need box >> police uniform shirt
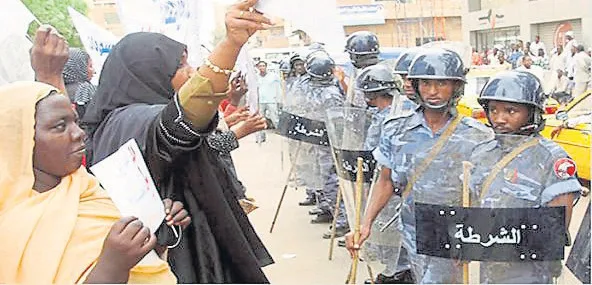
[372,109,494,282]
[469,135,582,284]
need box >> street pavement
[232,131,588,284]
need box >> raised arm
[178,0,271,129]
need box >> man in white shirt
[530,35,547,57]
[573,44,591,97]
[516,54,545,82]
[255,60,281,143]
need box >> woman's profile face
[33,94,86,177]
[171,51,196,93]
[87,58,95,82]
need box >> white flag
[0,0,36,40]
[68,7,120,85]
[254,0,345,51]
[0,0,36,85]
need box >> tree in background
[22,0,88,47]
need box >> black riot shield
[411,133,572,284]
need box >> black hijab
[82,32,185,132]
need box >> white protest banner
[68,7,119,85]
[90,139,165,234]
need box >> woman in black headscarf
[82,1,274,283]
[62,48,96,117]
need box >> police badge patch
[553,158,577,179]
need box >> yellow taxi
[457,67,502,123]
[458,68,561,123]
[540,91,591,182]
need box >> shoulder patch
[553,158,577,179]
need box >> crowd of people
[273,31,584,284]
[0,0,275,283]
[471,33,592,103]
[0,0,588,283]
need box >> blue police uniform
[373,108,494,283]
[469,135,582,283]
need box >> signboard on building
[478,9,505,29]
[338,4,385,26]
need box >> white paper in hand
[253,0,291,18]
[90,139,164,233]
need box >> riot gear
[355,65,399,104]
[407,48,466,111]
[393,48,422,75]
[345,31,380,55]
[290,53,304,66]
[279,59,290,74]
[305,53,335,82]
[478,71,546,135]
[345,31,380,69]
[407,48,466,82]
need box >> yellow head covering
[0,82,176,283]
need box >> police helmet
[407,48,466,82]
[345,31,380,55]
[279,60,290,73]
[355,65,398,94]
[394,48,421,75]
[305,52,335,80]
[290,53,304,66]
[478,71,546,134]
[478,71,545,111]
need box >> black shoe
[338,239,346,247]
[299,198,315,206]
[310,213,332,224]
[322,226,350,239]
[308,208,323,215]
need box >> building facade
[462,0,592,52]
[255,0,464,49]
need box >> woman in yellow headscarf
[0,81,177,284]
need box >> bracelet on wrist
[204,58,235,75]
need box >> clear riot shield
[325,106,402,273]
[410,133,569,284]
[280,78,330,190]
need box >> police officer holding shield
[346,48,494,283]
[291,52,349,237]
[469,71,581,283]
[344,31,382,108]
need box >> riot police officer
[392,48,422,114]
[354,64,414,284]
[288,52,349,237]
[356,64,398,149]
[470,70,581,283]
[346,48,494,284]
[344,31,381,107]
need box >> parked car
[458,68,561,123]
[540,91,591,182]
